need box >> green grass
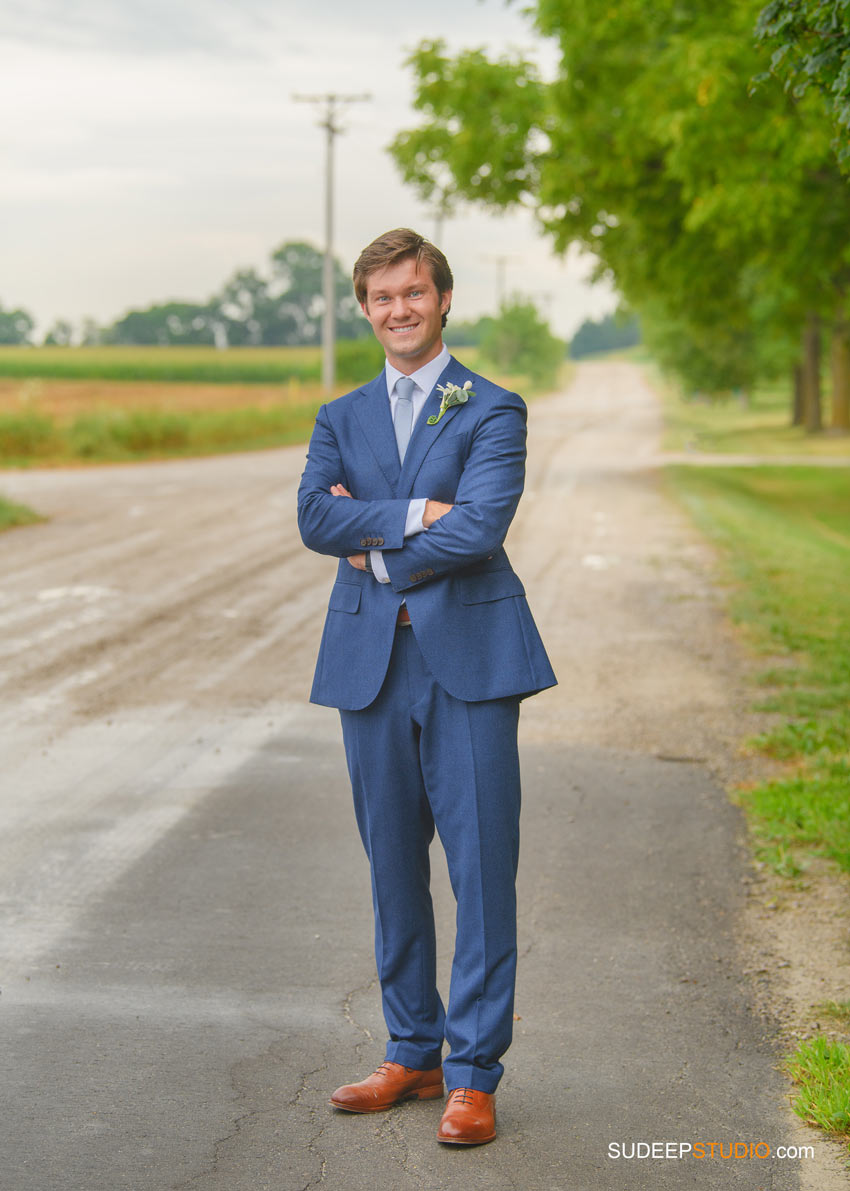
[0,341,385,385]
[664,465,850,873]
[666,462,850,1140]
[816,1001,850,1025]
[0,344,561,467]
[0,493,42,531]
[786,1037,850,1136]
[0,403,324,467]
[657,370,850,457]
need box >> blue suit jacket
[297,355,557,710]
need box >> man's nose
[390,295,411,318]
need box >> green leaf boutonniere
[427,380,474,426]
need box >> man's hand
[329,484,365,569]
[331,483,451,566]
[423,500,453,528]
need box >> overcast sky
[0,0,616,339]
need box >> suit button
[360,539,368,547]
[376,538,384,546]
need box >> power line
[293,92,371,394]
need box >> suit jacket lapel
[352,372,401,491]
[397,357,469,496]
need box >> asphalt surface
[1,720,805,1190]
[1,362,834,1189]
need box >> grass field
[665,463,850,1137]
[658,370,850,458]
[0,345,552,468]
[0,342,385,385]
[665,465,850,867]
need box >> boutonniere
[428,380,474,425]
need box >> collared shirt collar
[384,344,451,402]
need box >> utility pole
[431,189,453,247]
[482,253,519,310]
[293,92,370,394]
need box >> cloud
[0,0,613,336]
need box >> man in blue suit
[297,228,556,1145]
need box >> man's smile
[362,257,450,369]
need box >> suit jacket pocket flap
[328,582,361,613]
[458,570,526,604]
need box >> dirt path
[0,359,770,756]
[2,360,847,1188]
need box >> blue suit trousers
[339,625,521,1094]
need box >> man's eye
[409,290,423,298]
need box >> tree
[444,314,497,348]
[0,302,34,345]
[201,242,370,347]
[479,297,564,387]
[97,242,370,348]
[390,3,850,422]
[104,301,216,346]
[755,0,850,169]
[43,319,74,346]
[80,318,103,346]
[569,312,641,359]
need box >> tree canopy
[390,0,850,415]
[756,0,850,168]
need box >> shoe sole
[330,1086,444,1113]
[437,1132,496,1146]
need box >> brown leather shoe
[436,1087,496,1145]
[330,1061,444,1113]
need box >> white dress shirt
[370,345,451,583]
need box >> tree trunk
[792,362,804,426]
[802,312,822,433]
[830,315,850,433]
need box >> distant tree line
[0,242,372,349]
[569,312,641,359]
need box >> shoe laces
[448,1087,475,1105]
[375,1062,396,1079]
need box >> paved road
[1,362,839,1189]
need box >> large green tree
[390,1,850,425]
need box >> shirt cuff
[370,549,391,584]
[404,498,427,537]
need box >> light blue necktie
[393,376,416,463]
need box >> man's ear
[441,290,453,315]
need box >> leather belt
[396,606,412,626]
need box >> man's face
[361,256,451,373]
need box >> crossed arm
[329,483,452,571]
[297,392,527,590]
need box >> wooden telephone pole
[293,92,371,394]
